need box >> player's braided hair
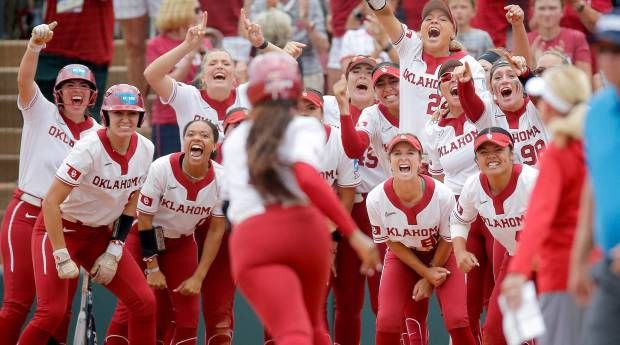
[246,100,297,201]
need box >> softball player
[368,133,476,345]
[451,127,539,345]
[335,62,400,345]
[17,84,156,345]
[144,13,243,341]
[222,52,381,345]
[425,59,494,343]
[363,0,486,141]
[0,22,102,344]
[455,60,550,167]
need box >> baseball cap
[387,133,423,154]
[474,129,513,152]
[223,107,248,132]
[594,7,620,47]
[478,50,502,65]
[345,56,378,77]
[300,88,324,108]
[421,0,457,35]
[372,63,400,86]
[525,77,572,113]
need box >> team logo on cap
[70,67,87,77]
[140,193,153,207]
[116,93,138,105]
[486,133,493,140]
[381,67,388,73]
[400,134,406,139]
[66,164,81,181]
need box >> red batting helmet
[246,52,302,106]
[53,64,98,107]
[100,84,146,128]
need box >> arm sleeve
[136,160,165,215]
[457,79,486,124]
[508,152,562,278]
[450,178,479,239]
[366,193,389,243]
[292,162,357,236]
[55,139,94,187]
[340,113,370,159]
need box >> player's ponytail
[246,100,297,201]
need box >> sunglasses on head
[439,72,453,83]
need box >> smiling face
[420,9,455,54]
[59,80,93,116]
[490,65,524,111]
[107,110,140,138]
[347,63,374,104]
[475,142,513,177]
[201,50,235,90]
[389,141,422,181]
[183,121,216,165]
[374,75,399,108]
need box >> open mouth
[500,87,513,98]
[189,144,204,158]
[356,82,369,91]
[487,161,501,168]
[71,95,83,106]
[428,27,441,38]
[450,86,458,96]
[399,164,411,174]
[213,71,226,81]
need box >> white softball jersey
[425,115,479,195]
[467,99,550,167]
[222,116,325,225]
[450,164,539,255]
[355,103,399,193]
[319,125,361,188]
[56,129,154,227]
[17,86,102,199]
[322,95,340,127]
[393,25,486,141]
[367,175,455,250]
[137,153,225,238]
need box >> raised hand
[31,21,58,46]
[453,62,472,83]
[240,8,265,48]
[185,11,208,50]
[283,41,306,59]
[504,5,524,25]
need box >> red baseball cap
[345,56,378,77]
[474,131,513,151]
[300,88,323,108]
[372,63,400,86]
[387,133,423,154]
[223,107,247,132]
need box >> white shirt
[468,99,549,167]
[222,116,325,225]
[367,175,454,250]
[355,103,399,193]
[17,86,102,199]
[56,130,154,227]
[393,25,486,142]
[425,115,479,195]
[319,124,360,188]
[340,27,390,66]
[137,153,225,238]
[450,164,539,255]
[322,95,341,127]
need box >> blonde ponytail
[449,39,464,52]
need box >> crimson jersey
[56,129,154,227]
[319,125,360,188]
[393,24,486,141]
[17,86,102,199]
[451,164,539,255]
[137,153,225,238]
[367,175,454,250]
[425,115,479,195]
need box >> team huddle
[0,0,614,344]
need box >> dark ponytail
[246,100,297,201]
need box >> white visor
[525,77,572,113]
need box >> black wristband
[331,231,343,242]
[112,214,134,242]
[257,40,269,50]
[139,228,159,259]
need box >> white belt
[19,192,42,208]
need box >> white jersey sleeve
[322,95,340,127]
[355,106,379,138]
[18,84,57,123]
[137,158,167,215]
[450,174,479,239]
[366,184,389,243]
[393,24,423,62]
[161,81,220,139]
[55,137,95,187]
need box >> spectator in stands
[250,0,329,92]
[326,0,358,94]
[471,0,530,48]
[113,0,161,97]
[254,7,292,49]
[449,0,494,59]
[528,0,592,77]
[35,0,114,121]
[146,0,207,158]
[533,50,570,76]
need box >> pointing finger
[201,11,208,29]
[48,21,58,30]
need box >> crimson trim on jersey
[383,175,435,225]
[393,25,407,46]
[97,129,138,175]
[479,164,523,215]
[324,124,332,143]
[200,89,237,121]
[378,104,399,128]
[166,82,180,104]
[422,50,467,75]
[60,111,95,140]
[438,113,467,136]
[169,152,216,202]
[501,97,530,129]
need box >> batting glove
[53,248,80,279]
[365,0,386,11]
[90,241,123,285]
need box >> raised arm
[364,0,404,44]
[18,21,57,108]
[454,63,486,123]
[334,76,370,158]
[144,12,208,102]
[240,8,306,58]
[504,5,533,69]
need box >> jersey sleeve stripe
[393,24,406,46]
[336,181,362,188]
[19,89,39,111]
[162,82,178,105]
[373,236,389,243]
[55,175,79,187]
[429,168,444,175]
[451,210,470,224]
[136,208,156,215]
